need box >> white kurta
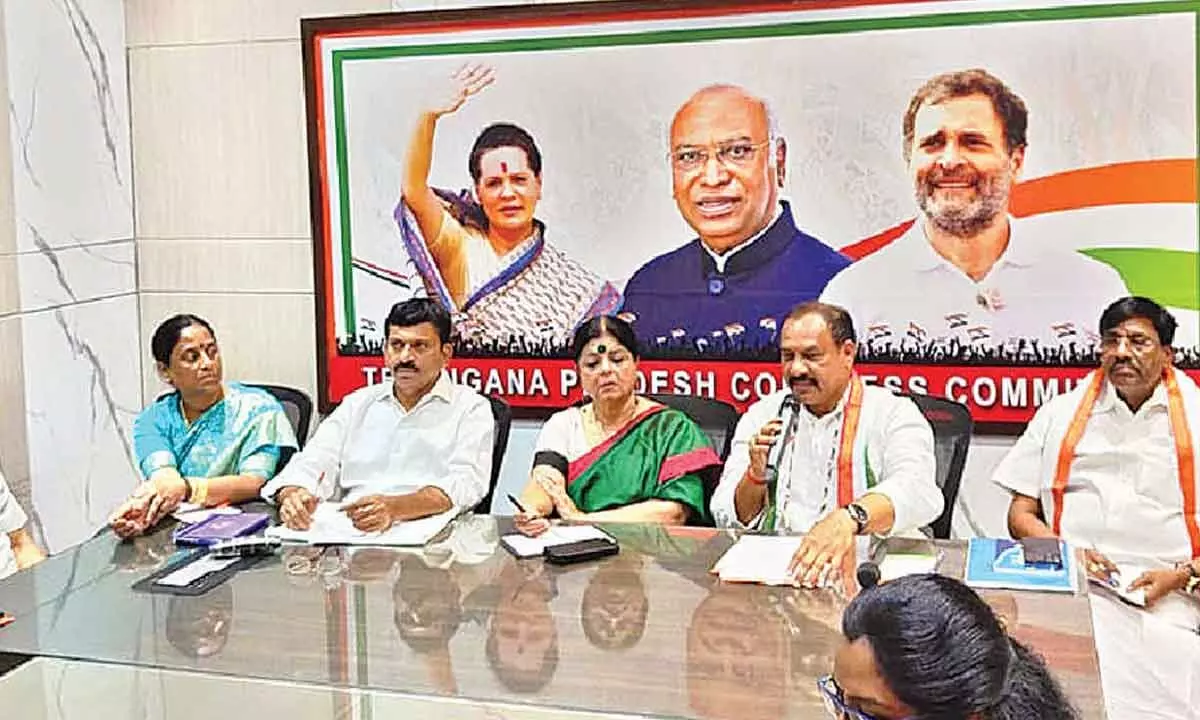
[993,368,1200,567]
[711,383,943,535]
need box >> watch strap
[845,503,869,535]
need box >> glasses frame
[668,139,772,172]
[816,675,908,720]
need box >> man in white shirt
[820,68,1126,351]
[0,470,45,580]
[264,298,494,531]
[995,296,1200,608]
[711,302,943,585]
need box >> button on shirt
[712,384,943,535]
[993,371,1197,565]
[261,373,493,511]
[0,471,28,580]
[820,218,1128,349]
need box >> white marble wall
[126,0,388,404]
[0,0,140,552]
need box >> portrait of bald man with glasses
[620,84,849,350]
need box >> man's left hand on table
[1128,567,1191,608]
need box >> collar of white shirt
[374,370,455,414]
[797,378,854,426]
[904,216,1040,275]
[701,201,786,273]
[1093,373,1170,418]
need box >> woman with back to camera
[821,573,1077,720]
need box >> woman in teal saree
[515,316,721,535]
[108,315,297,538]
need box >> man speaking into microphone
[711,302,943,586]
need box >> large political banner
[303,0,1200,423]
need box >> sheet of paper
[879,552,939,582]
[154,555,240,587]
[711,535,803,586]
[500,525,614,558]
[265,502,458,546]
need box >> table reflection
[686,584,788,719]
[0,517,1107,719]
[581,554,649,651]
[486,561,560,694]
[164,584,233,660]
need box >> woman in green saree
[514,316,721,536]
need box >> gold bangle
[189,477,210,507]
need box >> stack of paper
[711,536,942,587]
[173,505,242,524]
[500,525,615,558]
[711,535,803,585]
[266,503,458,546]
[878,552,940,582]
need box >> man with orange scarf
[995,296,1200,608]
[711,302,943,586]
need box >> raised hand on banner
[427,63,495,117]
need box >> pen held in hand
[507,493,528,514]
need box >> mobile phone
[1018,537,1063,570]
[544,537,619,565]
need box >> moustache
[789,375,818,388]
[926,167,980,188]
[391,362,418,372]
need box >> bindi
[500,161,509,174]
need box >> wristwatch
[845,503,869,535]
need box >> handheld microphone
[856,538,888,590]
[763,395,800,484]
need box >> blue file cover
[963,538,1078,593]
[172,512,271,547]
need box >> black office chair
[645,394,740,461]
[246,384,314,470]
[476,394,513,515]
[645,393,739,524]
[899,392,973,539]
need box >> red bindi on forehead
[500,161,509,174]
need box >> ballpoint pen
[506,494,528,514]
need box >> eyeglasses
[817,675,894,720]
[670,140,771,172]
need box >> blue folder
[963,538,1078,593]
